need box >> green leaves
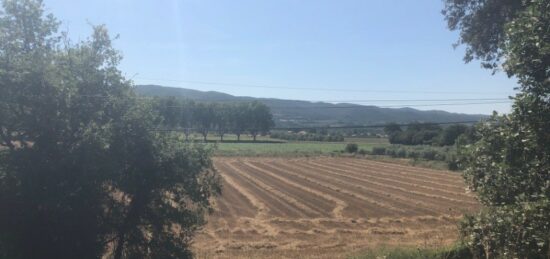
[0,1,220,258]
[445,0,550,257]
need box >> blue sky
[44,0,517,114]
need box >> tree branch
[0,127,16,151]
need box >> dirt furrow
[228,161,321,218]
[334,159,468,191]
[298,160,477,208]
[215,164,268,219]
[273,161,447,216]
[214,177,257,219]
[261,161,434,217]
[218,162,295,218]
[327,158,464,186]
[307,160,477,203]
[241,160,346,219]
[349,158,464,180]
[288,161,474,216]
[245,161,378,218]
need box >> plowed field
[194,157,479,258]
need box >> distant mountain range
[134,84,487,127]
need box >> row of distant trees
[153,97,275,141]
[383,122,476,146]
[270,131,345,142]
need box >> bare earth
[194,157,479,259]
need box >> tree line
[270,131,345,142]
[153,97,275,142]
[383,122,476,146]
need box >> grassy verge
[200,135,389,157]
[213,142,382,157]
[362,155,453,171]
[170,134,455,172]
[349,244,472,259]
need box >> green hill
[134,85,487,127]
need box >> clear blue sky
[44,0,517,114]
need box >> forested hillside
[135,85,487,127]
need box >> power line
[302,98,509,103]
[279,101,512,108]
[68,94,511,103]
[1,96,510,109]
[272,120,481,131]
[135,77,513,95]
[160,101,512,109]
[73,95,513,106]
[149,120,482,132]
[15,93,511,107]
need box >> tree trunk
[184,129,190,141]
[237,133,241,141]
[0,129,15,151]
[113,191,147,259]
[113,232,125,259]
[202,130,208,142]
[253,134,257,142]
[220,133,224,142]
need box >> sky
[43,0,517,115]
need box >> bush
[345,143,359,153]
[351,244,472,259]
[358,149,368,155]
[396,148,407,158]
[407,150,420,159]
[421,150,437,160]
[369,145,462,170]
[385,148,396,157]
[371,147,386,155]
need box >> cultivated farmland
[194,157,479,258]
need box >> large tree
[193,102,216,142]
[444,0,550,257]
[232,102,250,141]
[214,103,231,141]
[246,102,275,142]
[0,1,220,258]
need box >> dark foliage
[153,98,275,142]
[0,1,220,258]
[384,122,476,146]
[344,143,359,153]
[444,0,550,257]
[270,131,344,142]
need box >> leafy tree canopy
[0,1,220,258]
[444,0,550,257]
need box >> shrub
[385,148,396,157]
[345,143,359,153]
[351,243,472,259]
[396,148,407,158]
[421,150,437,160]
[371,147,386,155]
[407,150,420,159]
